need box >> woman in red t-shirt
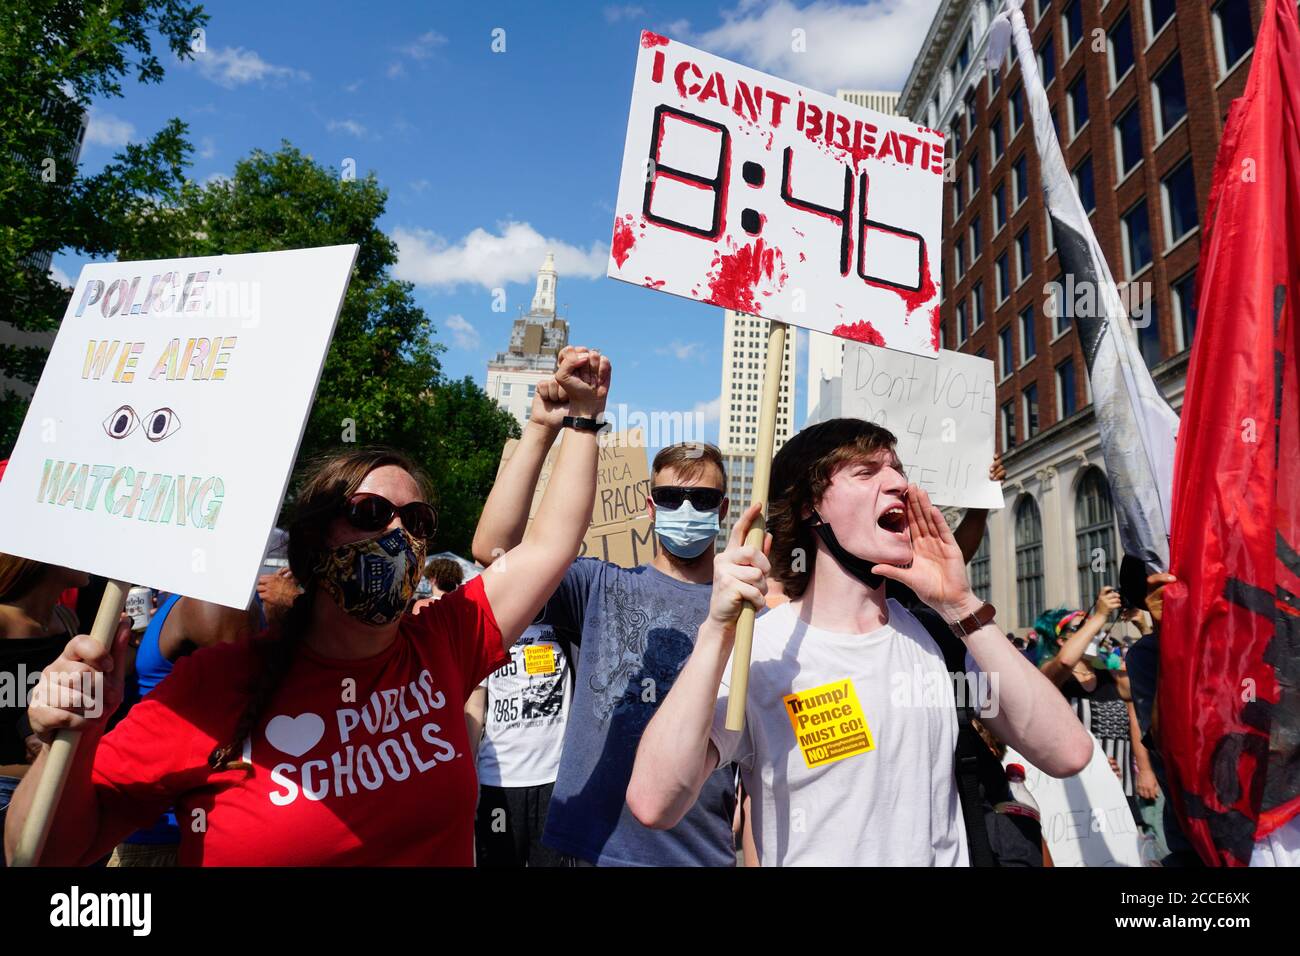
[4,346,610,866]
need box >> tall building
[806,90,901,426]
[484,253,570,428]
[899,0,1263,629]
[718,309,798,538]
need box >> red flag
[1160,0,1300,866]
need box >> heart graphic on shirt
[265,713,325,758]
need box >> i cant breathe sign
[608,31,944,358]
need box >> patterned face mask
[314,527,426,626]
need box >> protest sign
[1004,744,1144,867]
[0,245,358,610]
[608,31,944,357]
[499,429,656,568]
[840,343,1003,508]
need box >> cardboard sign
[1004,744,1143,867]
[0,246,357,609]
[608,31,944,357]
[840,343,1002,508]
[499,429,657,568]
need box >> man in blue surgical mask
[473,375,738,866]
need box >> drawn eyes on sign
[143,407,181,442]
[101,405,182,442]
[103,405,139,439]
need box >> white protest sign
[0,245,357,609]
[608,31,944,357]
[840,343,1002,508]
[1004,744,1143,867]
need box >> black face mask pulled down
[810,511,883,590]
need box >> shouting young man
[628,419,1092,866]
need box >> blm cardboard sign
[608,31,944,356]
[499,429,656,568]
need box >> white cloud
[327,118,367,138]
[693,394,722,423]
[203,171,231,187]
[656,340,706,361]
[394,222,608,290]
[663,18,691,36]
[344,79,363,93]
[686,0,940,93]
[84,110,135,147]
[189,46,310,88]
[49,264,73,288]
[604,4,647,22]
[399,30,448,60]
[443,314,481,350]
[386,61,406,79]
[198,136,216,159]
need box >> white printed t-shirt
[710,599,969,866]
[476,625,571,788]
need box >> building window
[1172,268,1198,350]
[1122,198,1153,276]
[966,88,978,131]
[1213,0,1255,75]
[953,175,965,216]
[1016,228,1032,285]
[1056,358,1077,417]
[1023,383,1040,438]
[955,240,965,279]
[994,182,1007,231]
[1013,154,1029,207]
[1073,155,1095,213]
[997,253,1011,304]
[1075,469,1118,610]
[999,325,1015,377]
[970,215,983,261]
[1152,54,1188,138]
[969,530,992,602]
[1114,101,1143,179]
[500,382,512,396]
[957,34,972,74]
[1135,294,1162,368]
[1002,399,1018,450]
[1063,0,1084,52]
[1020,303,1037,360]
[1146,0,1177,41]
[1015,497,1045,625]
[991,113,1004,159]
[1038,34,1057,86]
[1045,209,1058,253]
[968,151,981,195]
[527,384,536,399]
[1109,11,1135,86]
[1050,271,1072,336]
[1068,73,1089,137]
[1011,84,1025,132]
[990,63,1002,94]
[972,281,986,328]
[957,298,970,342]
[1162,157,1199,245]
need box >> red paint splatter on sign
[831,320,886,346]
[706,239,785,314]
[643,277,666,289]
[641,31,669,47]
[612,215,636,268]
[930,306,941,351]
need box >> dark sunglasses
[341,493,438,541]
[651,485,724,511]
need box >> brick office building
[898,0,1264,629]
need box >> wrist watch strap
[561,415,607,433]
[949,601,996,638]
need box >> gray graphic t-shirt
[540,558,736,866]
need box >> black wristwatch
[562,415,608,433]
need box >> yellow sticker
[523,644,557,675]
[783,678,874,769]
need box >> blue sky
[59,0,939,448]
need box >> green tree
[1,0,209,452]
[119,144,518,554]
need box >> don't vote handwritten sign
[841,343,1002,509]
[0,245,356,609]
[608,31,944,357]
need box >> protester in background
[465,618,571,867]
[628,419,1092,865]
[0,556,86,854]
[5,346,610,866]
[473,382,738,866]
[425,558,465,599]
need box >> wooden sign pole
[11,579,130,867]
[724,318,787,732]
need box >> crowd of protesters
[0,345,1217,866]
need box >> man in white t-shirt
[466,623,572,866]
[628,419,1093,866]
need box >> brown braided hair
[208,447,434,771]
